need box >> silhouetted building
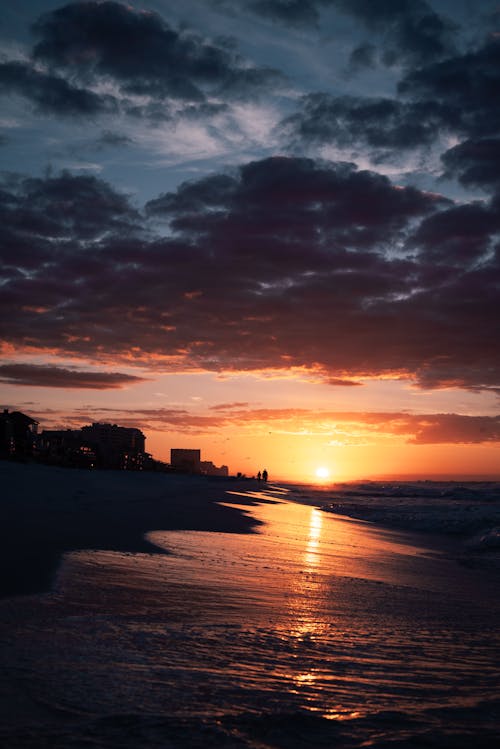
[170,448,201,473]
[0,409,38,459]
[37,422,146,469]
[169,449,229,475]
[81,423,146,469]
[2,409,231,476]
[38,429,96,468]
[200,460,229,477]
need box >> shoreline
[283,482,500,571]
[0,460,265,599]
[1,464,499,749]
[2,460,499,599]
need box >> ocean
[1,480,499,748]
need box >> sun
[315,466,330,480]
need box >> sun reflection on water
[280,506,330,705]
[61,489,496,731]
[304,507,323,569]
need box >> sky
[1,0,500,482]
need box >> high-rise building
[81,423,146,468]
[170,448,201,473]
[0,409,38,458]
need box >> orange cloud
[25,404,500,445]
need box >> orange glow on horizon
[145,427,500,483]
[3,360,499,483]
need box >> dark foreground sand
[0,461,264,598]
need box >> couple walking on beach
[257,469,268,482]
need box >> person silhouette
[257,471,261,481]
[262,469,268,482]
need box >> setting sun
[315,466,330,480]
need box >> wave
[284,481,500,547]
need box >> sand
[1,461,499,748]
[0,460,264,598]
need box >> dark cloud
[331,0,458,67]
[441,138,500,190]
[0,171,141,250]
[32,1,218,100]
[326,378,363,387]
[284,37,500,165]
[146,173,239,216]
[409,196,500,268]
[283,93,446,152]
[407,413,500,445]
[148,157,445,244]
[31,1,281,101]
[0,60,115,116]
[0,2,282,120]
[348,43,377,73]
[398,38,500,139]
[216,0,457,65]
[0,364,147,389]
[2,159,499,393]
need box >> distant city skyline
[1,1,499,481]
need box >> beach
[1,461,499,748]
[0,461,262,598]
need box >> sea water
[0,482,499,748]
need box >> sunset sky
[1,0,499,481]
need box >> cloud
[32,1,220,99]
[0,364,148,389]
[407,413,500,445]
[331,0,458,67]
[441,138,500,190]
[30,403,500,445]
[33,1,281,100]
[283,93,445,153]
[409,197,500,267]
[210,402,251,410]
[0,2,284,122]
[0,170,140,246]
[1,159,499,393]
[347,42,377,73]
[147,156,446,241]
[326,378,363,387]
[283,37,500,170]
[0,60,116,116]
[216,0,458,66]
[146,172,238,215]
[398,38,500,140]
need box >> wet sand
[1,462,499,748]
